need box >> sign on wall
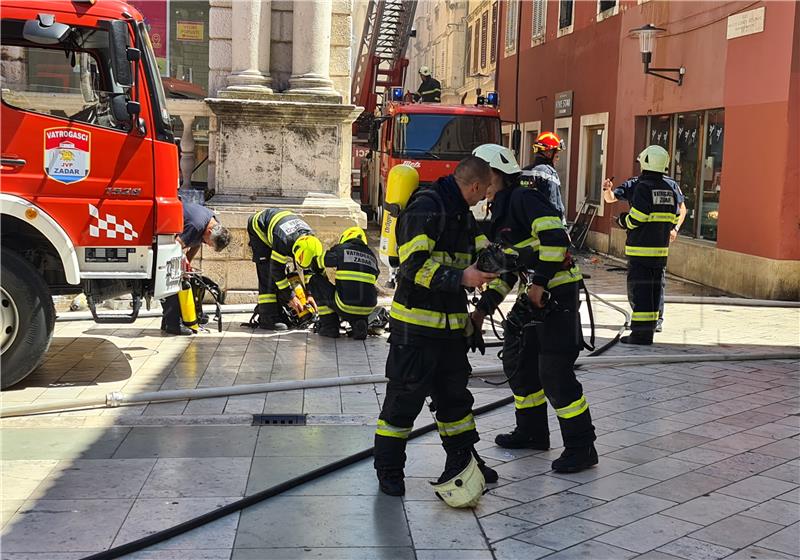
[555,91,573,117]
[176,21,204,42]
[727,7,765,40]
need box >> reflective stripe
[475,234,490,251]
[275,277,290,290]
[547,266,583,289]
[629,207,650,222]
[437,413,476,437]
[414,259,441,288]
[399,234,435,263]
[390,301,468,330]
[532,216,563,234]
[432,251,472,269]
[538,245,567,262]
[266,210,292,246]
[335,292,375,316]
[250,211,270,246]
[420,88,441,94]
[555,396,589,419]
[271,251,291,264]
[631,311,659,322]
[376,419,412,439]
[258,293,277,304]
[514,390,546,409]
[625,214,639,229]
[625,246,669,257]
[317,305,335,316]
[650,212,680,224]
[487,278,512,298]
[514,237,540,250]
[335,270,377,284]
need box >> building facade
[458,0,500,104]
[496,0,799,299]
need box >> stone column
[226,0,272,92]
[288,0,336,94]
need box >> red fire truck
[1,0,184,388]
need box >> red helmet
[533,132,564,153]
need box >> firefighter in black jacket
[373,155,500,498]
[413,65,441,103]
[247,208,323,330]
[616,145,680,345]
[472,143,598,474]
[308,226,379,340]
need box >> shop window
[674,112,703,238]
[648,114,672,151]
[531,0,546,46]
[559,0,575,36]
[700,110,724,241]
[491,3,499,63]
[504,0,519,56]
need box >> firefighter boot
[374,434,408,496]
[316,315,340,338]
[438,448,472,484]
[350,319,368,341]
[494,406,550,450]
[621,330,654,345]
[256,303,288,331]
[472,448,498,483]
[552,409,598,473]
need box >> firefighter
[520,132,566,220]
[309,226,379,340]
[615,145,680,345]
[472,143,598,474]
[603,172,687,332]
[161,201,231,335]
[413,65,442,103]
[373,155,501,498]
[247,208,323,330]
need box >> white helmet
[419,65,432,77]
[638,145,670,173]
[473,143,521,175]
[430,455,486,508]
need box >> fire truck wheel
[0,249,55,390]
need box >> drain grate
[252,414,307,426]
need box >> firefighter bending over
[472,143,598,474]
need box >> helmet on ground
[430,454,486,508]
[340,226,367,245]
[533,131,564,153]
[638,145,670,173]
[419,65,432,77]
[472,144,521,176]
[292,235,323,268]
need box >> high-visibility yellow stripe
[650,212,680,224]
[625,246,669,257]
[631,311,659,322]
[629,207,650,222]
[420,88,442,94]
[475,234,490,251]
[275,277,290,290]
[335,292,375,316]
[625,214,639,229]
[555,396,589,419]
[538,245,567,262]
[376,419,412,439]
[532,216,563,234]
[389,301,468,330]
[258,293,277,303]
[399,234,435,263]
[431,251,472,269]
[271,251,291,264]
[514,237,540,250]
[250,211,270,246]
[266,210,292,246]
[547,266,583,289]
[414,259,440,288]
[335,270,377,284]
[514,390,546,409]
[317,305,335,316]
[488,278,512,298]
[437,413,476,437]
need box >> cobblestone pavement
[1,255,798,559]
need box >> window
[466,25,473,77]
[597,0,619,21]
[491,3,499,63]
[531,0,546,45]
[521,123,540,168]
[648,114,672,151]
[559,0,575,36]
[577,112,609,213]
[504,0,519,56]
[554,117,572,213]
[481,10,489,69]
[700,110,724,241]
[473,25,480,74]
[393,114,501,160]
[599,0,617,12]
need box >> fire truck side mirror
[109,20,134,88]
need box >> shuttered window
[480,10,488,69]
[504,0,519,55]
[466,24,473,75]
[473,24,480,72]
[490,3,498,63]
[532,0,546,45]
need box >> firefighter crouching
[247,208,323,330]
[373,154,501,504]
[616,145,681,345]
[307,226,379,340]
[471,144,598,474]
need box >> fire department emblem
[44,127,91,184]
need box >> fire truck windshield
[392,114,501,160]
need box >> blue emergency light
[486,91,499,106]
[391,87,404,101]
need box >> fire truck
[0,0,184,388]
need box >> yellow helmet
[430,455,486,508]
[340,226,367,245]
[292,235,323,268]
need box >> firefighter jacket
[323,239,379,317]
[249,208,314,302]
[521,154,565,220]
[613,175,685,206]
[390,175,489,342]
[415,76,442,103]
[476,183,582,316]
[621,171,680,268]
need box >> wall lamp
[630,23,685,86]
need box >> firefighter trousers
[161,294,181,331]
[627,261,663,334]
[502,284,595,448]
[374,339,479,472]
[309,274,370,326]
[247,222,282,326]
